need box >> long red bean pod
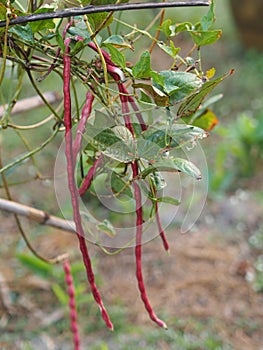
[118,85,167,328]
[85,39,167,326]
[73,91,94,159]
[78,156,103,196]
[131,161,167,329]
[63,259,80,350]
[63,38,113,330]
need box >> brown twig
[0,197,76,233]
[149,0,166,54]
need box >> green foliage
[209,112,263,193]
[29,7,55,33]
[17,253,53,278]
[159,0,221,48]
[152,71,202,103]
[178,71,233,118]
[17,252,95,307]
[8,24,34,43]
[132,51,152,79]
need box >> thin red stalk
[78,156,103,196]
[88,43,147,130]
[132,161,167,329]
[88,42,112,65]
[63,259,80,350]
[73,91,94,159]
[118,83,134,136]
[155,196,169,252]
[63,38,113,331]
[127,95,147,132]
[38,21,73,81]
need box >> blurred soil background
[1,0,263,349]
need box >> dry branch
[0,197,76,233]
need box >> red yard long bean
[63,259,80,350]
[119,85,167,328]
[73,91,94,160]
[63,38,113,331]
[78,156,103,196]
[131,161,167,329]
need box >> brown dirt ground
[97,228,263,350]
[1,213,263,349]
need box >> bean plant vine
[0,0,233,347]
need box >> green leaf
[132,51,152,79]
[103,35,132,49]
[170,22,192,36]
[67,26,91,41]
[150,71,165,86]
[141,158,202,180]
[157,42,180,59]
[157,196,180,205]
[108,171,132,198]
[133,82,169,107]
[159,19,172,37]
[171,158,202,179]
[201,0,215,31]
[150,172,166,190]
[189,108,218,131]
[90,13,113,30]
[0,3,6,22]
[112,125,134,146]
[93,110,115,129]
[136,138,163,161]
[17,253,53,278]
[189,29,222,47]
[178,70,234,117]
[104,44,126,69]
[29,8,55,33]
[55,31,65,50]
[88,0,130,30]
[152,71,202,102]
[97,219,116,238]
[139,90,153,104]
[86,125,134,162]
[9,24,34,44]
[143,124,207,150]
[52,284,68,305]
